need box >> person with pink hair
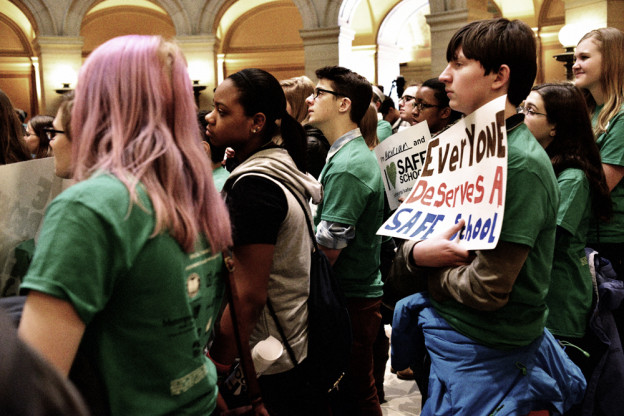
[18,35,232,415]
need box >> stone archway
[198,0,324,34]
[63,0,191,37]
[377,0,430,94]
[10,0,55,34]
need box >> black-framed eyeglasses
[415,101,442,111]
[43,127,65,140]
[399,95,415,103]
[519,106,547,117]
[313,87,344,100]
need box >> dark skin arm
[210,244,273,366]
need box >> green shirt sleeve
[21,198,119,324]
[597,110,624,167]
[556,169,590,235]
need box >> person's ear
[250,113,266,134]
[338,97,352,114]
[439,107,452,120]
[550,126,557,137]
[201,141,211,158]
[492,64,510,91]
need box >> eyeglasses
[399,95,415,103]
[313,88,344,100]
[43,127,65,140]
[520,106,547,117]
[414,101,442,112]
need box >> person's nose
[205,110,215,124]
[439,64,452,83]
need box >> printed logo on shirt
[187,272,200,298]
[170,364,208,395]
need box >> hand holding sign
[411,219,472,267]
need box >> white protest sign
[377,95,507,250]
[374,122,431,210]
[0,158,72,296]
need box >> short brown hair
[446,18,537,107]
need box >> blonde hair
[280,76,314,123]
[578,28,624,136]
[71,35,231,253]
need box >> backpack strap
[232,173,317,368]
[233,173,318,250]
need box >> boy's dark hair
[379,97,395,117]
[446,18,537,107]
[315,66,372,124]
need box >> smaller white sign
[374,122,431,210]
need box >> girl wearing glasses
[206,68,326,415]
[18,36,232,416]
[47,92,74,178]
[523,82,611,414]
[24,115,53,159]
[573,28,624,276]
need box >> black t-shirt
[226,175,288,246]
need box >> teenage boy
[306,66,385,416]
[391,18,586,415]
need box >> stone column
[33,36,83,116]
[300,26,355,81]
[425,0,490,78]
[176,34,219,110]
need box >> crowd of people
[0,17,623,416]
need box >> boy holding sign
[391,18,585,415]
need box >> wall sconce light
[553,24,585,81]
[192,80,206,106]
[55,83,73,95]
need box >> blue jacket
[583,249,624,416]
[392,293,586,416]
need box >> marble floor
[380,325,422,415]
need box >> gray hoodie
[224,146,322,375]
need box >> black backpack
[264,178,352,395]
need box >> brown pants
[334,297,383,416]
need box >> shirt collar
[506,113,524,133]
[326,128,362,162]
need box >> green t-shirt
[377,119,393,143]
[315,136,384,298]
[588,105,624,243]
[546,168,592,338]
[212,165,230,192]
[432,123,559,349]
[21,174,224,415]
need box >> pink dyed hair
[71,35,231,253]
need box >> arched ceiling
[215,0,277,39]
[1,0,35,39]
[87,0,168,15]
